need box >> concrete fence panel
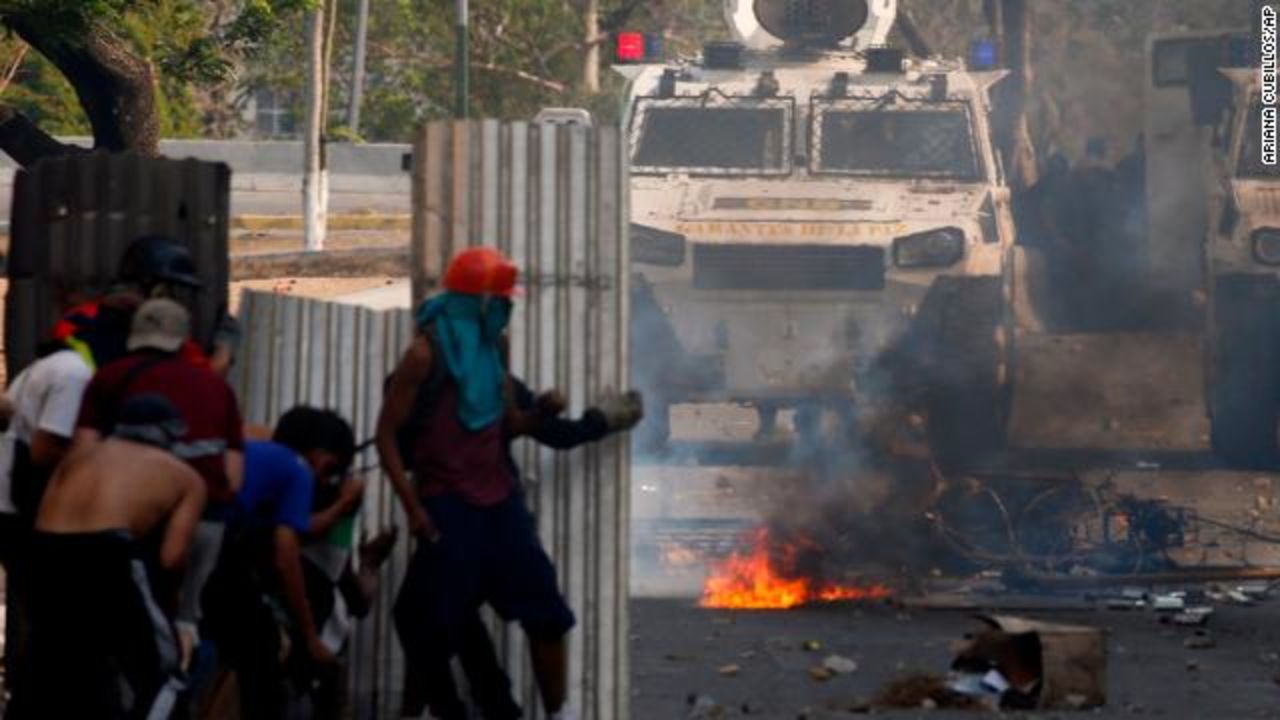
[233,117,630,719]
[411,119,631,720]
[5,152,230,376]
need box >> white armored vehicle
[1199,57,1280,466]
[623,0,1016,464]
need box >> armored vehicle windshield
[631,97,792,175]
[812,101,980,180]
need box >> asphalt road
[631,596,1280,719]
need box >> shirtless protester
[6,394,206,719]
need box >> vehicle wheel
[1210,274,1280,469]
[914,276,1009,470]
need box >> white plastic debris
[822,654,859,674]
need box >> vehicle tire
[1210,274,1280,469]
[914,276,1009,470]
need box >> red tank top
[413,378,513,506]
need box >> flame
[700,528,891,609]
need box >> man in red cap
[377,246,578,720]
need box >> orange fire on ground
[700,528,892,610]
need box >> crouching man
[7,394,206,719]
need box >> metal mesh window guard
[810,98,980,180]
[629,95,793,176]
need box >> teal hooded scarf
[416,292,512,431]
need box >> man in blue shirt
[202,406,359,720]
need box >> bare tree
[303,2,329,251]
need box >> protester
[74,298,245,655]
[0,295,113,698]
[5,394,206,719]
[379,246,581,720]
[202,406,358,719]
[299,481,398,720]
[398,377,644,719]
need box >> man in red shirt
[378,247,576,720]
[75,298,245,648]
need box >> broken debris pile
[877,614,1106,712]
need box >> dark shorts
[6,530,181,720]
[394,492,575,660]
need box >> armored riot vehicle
[1202,63,1280,466]
[622,0,1017,464]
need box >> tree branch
[0,104,79,167]
[4,12,158,158]
[0,42,28,95]
[896,9,933,58]
[469,61,568,93]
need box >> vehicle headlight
[1252,228,1280,266]
[631,223,686,266]
[892,227,965,269]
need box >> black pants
[400,610,522,720]
[6,530,181,719]
[394,494,573,719]
[0,512,28,697]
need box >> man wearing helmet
[377,247,577,720]
[55,234,238,376]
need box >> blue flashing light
[970,39,997,70]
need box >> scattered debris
[718,663,741,677]
[949,615,1107,710]
[1184,632,1215,650]
[946,669,1009,710]
[873,673,985,710]
[824,696,872,714]
[1164,606,1214,627]
[822,654,859,675]
[687,694,728,720]
[808,666,836,682]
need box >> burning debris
[700,527,891,609]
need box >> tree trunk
[348,0,371,132]
[0,14,157,167]
[304,4,329,251]
[990,0,1037,190]
[583,0,600,93]
[1003,0,1038,189]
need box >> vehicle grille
[693,244,885,290]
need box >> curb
[231,246,410,280]
[232,213,411,232]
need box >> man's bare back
[37,438,205,571]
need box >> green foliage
[0,0,313,138]
[1,39,89,135]
[3,0,1254,149]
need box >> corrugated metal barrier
[234,118,630,719]
[6,152,230,377]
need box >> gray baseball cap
[127,298,191,353]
